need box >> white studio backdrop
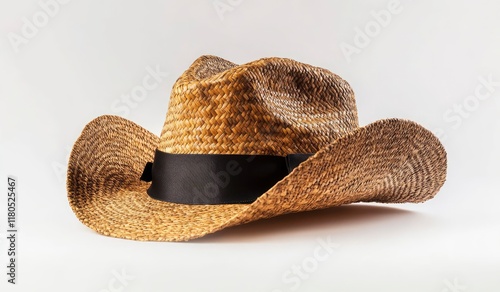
[0,0,499,291]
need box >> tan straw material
[67,56,447,241]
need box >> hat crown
[159,56,359,155]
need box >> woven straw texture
[160,56,358,155]
[67,56,447,241]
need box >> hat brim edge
[67,115,447,241]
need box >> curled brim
[67,115,446,241]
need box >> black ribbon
[140,150,313,205]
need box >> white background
[1,0,499,291]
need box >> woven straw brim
[67,115,446,241]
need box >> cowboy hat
[67,55,447,241]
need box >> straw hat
[67,55,447,241]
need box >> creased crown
[159,55,359,155]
